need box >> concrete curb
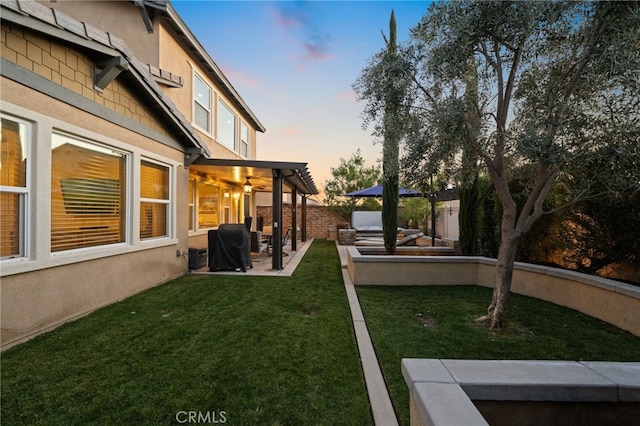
[338,244,398,426]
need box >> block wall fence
[256,205,348,240]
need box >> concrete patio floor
[191,238,311,277]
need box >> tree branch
[411,74,437,104]
[518,164,559,233]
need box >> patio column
[291,186,297,251]
[301,195,307,242]
[244,193,250,221]
[272,169,283,270]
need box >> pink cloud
[270,2,333,66]
[271,3,307,30]
[302,42,333,62]
[283,127,303,136]
[338,89,357,103]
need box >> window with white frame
[140,159,170,240]
[217,99,236,151]
[1,115,30,259]
[193,74,211,132]
[51,133,127,252]
[241,122,249,158]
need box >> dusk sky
[172,1,431,199]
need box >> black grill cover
[208,224,252,272]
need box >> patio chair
[268,227,292,257]
[397,232,424,246]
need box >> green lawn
[4,241,639,426]
[356,285,640,425]
[1,239,372,425]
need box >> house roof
[1,0,211,158]
[140,0,267,133]
[2,1,316,193]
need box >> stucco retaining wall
[347,247,640,336]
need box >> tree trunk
[477,222,522,329]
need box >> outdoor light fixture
[243,177,252,194]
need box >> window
[217,99,236,151]
[193,74,211,132]
[1,116,29,259]
[51,133,126,252]
[140,160,170,240]
[198,181,219,228]
[241,122,249,158]
[188,178,195,232]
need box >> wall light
[243,177,252,194]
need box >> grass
[1,239,372,425]
[356,285,640,425]
[4,241,639,426]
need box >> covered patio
[189,157,318,270]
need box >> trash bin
[188,247,207,270]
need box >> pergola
[190,157,318,270]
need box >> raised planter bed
[403,359,640,426]
[346,246,640,336]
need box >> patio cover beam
[191,158,318,195]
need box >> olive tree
[357,1,639,329]
[410,1,640,328]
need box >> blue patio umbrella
[343,184,422,198]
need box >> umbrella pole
[430,174,436,247]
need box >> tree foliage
[354,10,413,254]
[399,197,432,234]
[522,148,640,278]
[416,1,639,328]
[323,149,381,220]
[355,0,640,328]
[381,10,402,254]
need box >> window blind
[140,160,169,239]
[51,134,126,252]
[1,117,27,258]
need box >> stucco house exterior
[1,0,317,350]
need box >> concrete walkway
[337,244,399,426]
